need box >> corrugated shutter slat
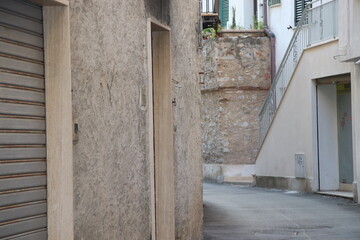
[0,1,47,238]
[2,229,47,240]
[0,10,43,35]
[0,216,47,239]
[0,25,44,48]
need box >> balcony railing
[202,0,217,13]
[259,0,338,143]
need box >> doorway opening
[316,74,354,197]
[148,19,175,240]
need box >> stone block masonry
[201,30,271,168]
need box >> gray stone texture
[201,31,271,164]
[69,0,202,239]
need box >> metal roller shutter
[0,0,47,239]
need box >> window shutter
[219,0,229,27]
[268,0,281,6]
[294,0,311,26]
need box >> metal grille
[0,0,47,239]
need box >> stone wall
[201,30,271,165]
[70,0,202,239]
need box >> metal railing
[259,0,338,143]
[202,0,217,13]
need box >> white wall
[255,41,353,191]
[257,0,360,200]
[317,84,339,190]
[257,0,264,24]
[268,1,295,70]
[227,0,254,29]
[227,0,242,28]
[352,65,360,202]
[268,0,359,71]
[339,0,360,62]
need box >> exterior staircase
[259,0,339,143]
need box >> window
[295,0,311,25]
[268,0,281,6]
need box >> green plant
[230,6,236,29]
[202,28,217,39]
[258,21,264,29]
[253,16,264,30]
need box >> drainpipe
[215,0,219,13]
[263,0,276,82]
[263,0,268,26]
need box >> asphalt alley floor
[203,183,360,240]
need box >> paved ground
[203,183,360,240]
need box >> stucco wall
[339,0,360,62]
[170,1,203,239]
[201,31,271,165]
[255,41,353,192]
[69,0,202,239]
[268,2,295,71]
[268,0,337,71]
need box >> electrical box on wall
[295,153,306,178]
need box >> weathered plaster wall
[201,31,271,165]
[170,1,203,239]
[70,0,150,239]
[69,0,202,239]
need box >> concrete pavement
[203,183,360,240]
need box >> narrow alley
[204,183,360,240]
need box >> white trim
[42,3,73,240]
[147,18,156,240]
[29,0,68,6]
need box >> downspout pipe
[215,0,219,13]
[263,0,268,26]
[263,0,276,82]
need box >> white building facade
[227,0,254,29]
[256,0,360,202]
[266,0,335,70]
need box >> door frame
[315,74,352,192]
[28,1,74,239]
[147,18,175,240]
[316,82,340,191]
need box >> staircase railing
[259,0,338,143]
